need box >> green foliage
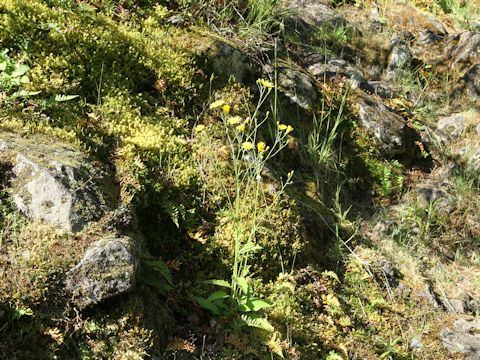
[0,49,31,93]
[141,259,174,294]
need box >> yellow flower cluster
[241,141,269,152]
[256,78,274,89]
[278,123,294,134]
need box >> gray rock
[212,41,252,84]
[417,285,441,308]
[452,63,480,100]
[445,32,480,67]
[0,139,7,152]
[282,0,346,38]
[416,182,455,212]
[418,29,444,46]
[368,81,395,99]
[387,43,412,71]
[410,337,423,350]
[356,96,410,156]
[277,65,317,110]
[441,318,480,359]
[11,153,109,233]
[66,236,139,308]
[436,113,468,144]
[440,296,468,314]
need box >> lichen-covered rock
[277,65,317,110]
[0,132,115,233]
[66,236,139,308]
[387,42,412,71]
[356,96,410,156]
[453,64,480,99]
[436,113,468,144]
[211,41,252,84]
[445,32,480,68]
[10,155,111,233]
[282,0,346,38]
[440,318,480,359]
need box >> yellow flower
[286,125,294,134]
[222,104,231,114]
[242,142,254,151]
[278,123,288,131]
[209,99,225,109]
[257,142,267,152]
[236,123,246,132]
[227,116,242,125]
[257,78,274,89]
[194,124,205,133]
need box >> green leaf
[54,94,79,102]
[323,270,341,284]
[144,260,173,286]
[240,314,274,332]
[0,62,6,72]
[194,296,220,316]
[10,90,41,99]
[19,75,30,84]
[204,279,231,288]
[207,290,229,302]
[233,276,249,294]
[11,64,29,77]
[239,242,262,255]
[248,298,273,311]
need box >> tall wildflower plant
[194,79,294,336]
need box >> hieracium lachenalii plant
[194,79,294,340]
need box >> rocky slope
[0,0,479,359]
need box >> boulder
[212,41,252,84]
[387,43,412,71]
[440,318,480,359]
[282,0,346,38]
[66,236,139,308]
[435,113,468,144]
[445,32,480,68]
[0,133,115,233]
[277,64,317,110]
[453,64,480,99]
[356,96,411,156]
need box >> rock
[0,132,115,233]
[277,65,317,110]
[0,139,7,152]
[418,29,444,46]
[439,295,468,314]
[453,64,480,99]
[410,337,423,350]
[306,54,348,80]
[66,236,139,308]
[415,182,455,212]
[282,0,346,38]
[435,113,468,144]
[440,318,480,359]
[387,42,412,71]
[445,32,480,68]
[356,96,410,156]
[367,81,394,99]
[212,41,252,84]
[417,285,441,308]
[11,154,109,233]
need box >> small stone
[356,95,411,157]
[410,337,423,350]
[66,236,139,309]
[0,139,8,152]
[387,43,412,71]
[445,31,480,68]
[277,65,317,110]
[435,113,468,144]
